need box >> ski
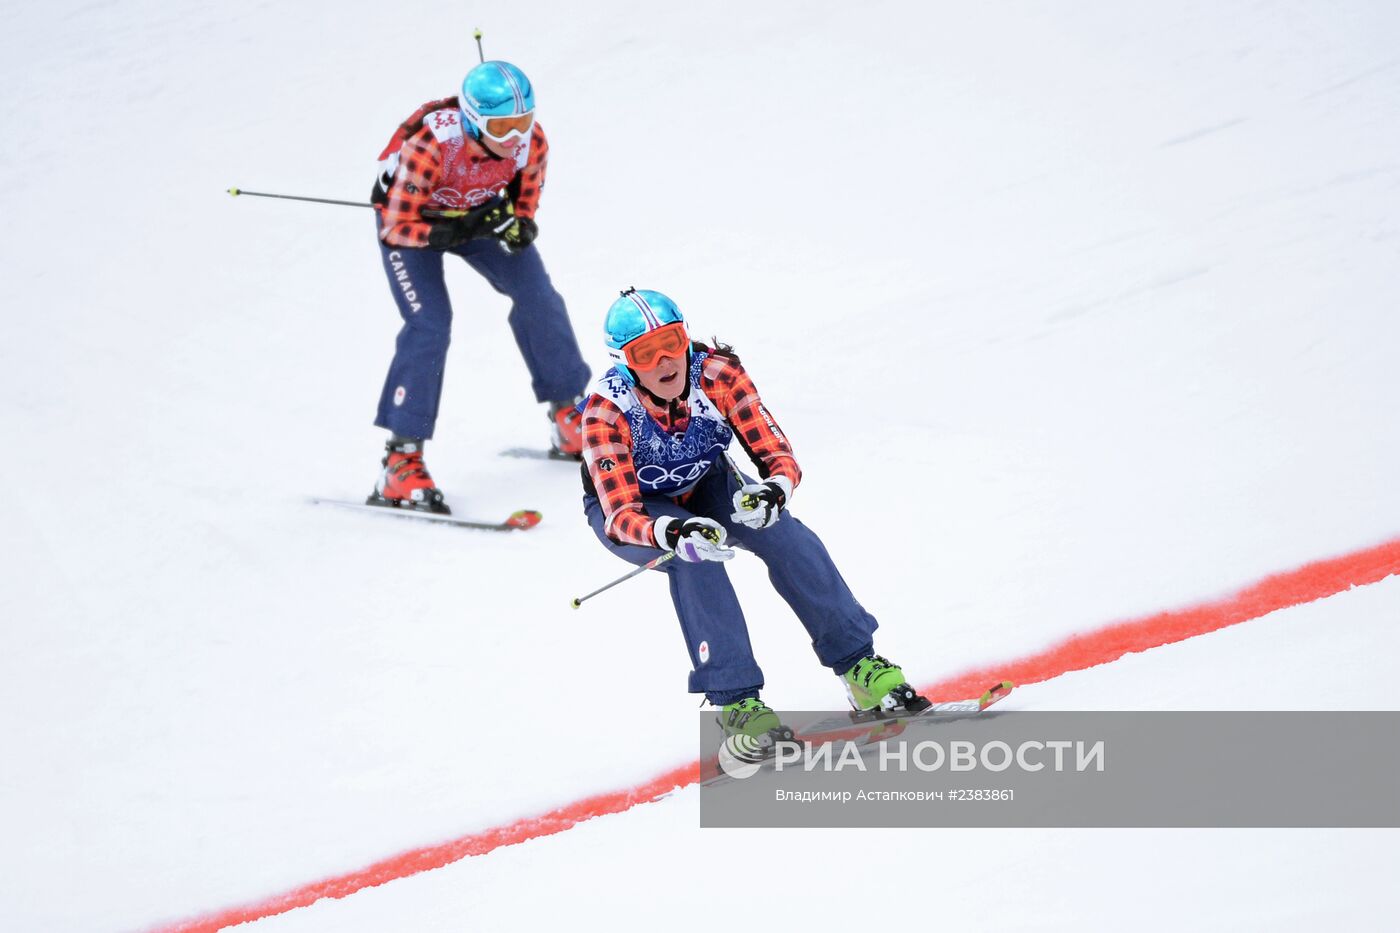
[701,682,1014,786]
[499,447,580,463]
[308,497,542,531]
[795,680,1013,739]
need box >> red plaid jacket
[373,98,548,248]
[582,348,802,548]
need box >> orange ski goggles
[482,111,534,142]
[622,321,689,370]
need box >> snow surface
[2,0,1398,930]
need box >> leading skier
[579,288,929,745]
[367,60,591,513]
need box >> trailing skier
[368,60,591,514]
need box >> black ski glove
[425,198,514,249]
[499,215,538,253]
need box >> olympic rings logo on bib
[637,461,711,490]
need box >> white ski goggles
[481,111,534,144]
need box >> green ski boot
[716,697,796,765]
[842,655,931,714]
[718,697,788,739]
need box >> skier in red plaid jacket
[580,289,926,735]
[366,60,590,515]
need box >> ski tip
[499,447,582,462]
[505,509,543,530]
[978,680,1015,710]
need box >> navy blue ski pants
[584,466,877,705]
[374,230,590,440]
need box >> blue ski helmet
[459,61,535,141]
[605,288,689,383]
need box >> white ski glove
[654,516,735,563]
[729,475,793,531]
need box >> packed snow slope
[1,1,1398,931]
[250,580,1400,933]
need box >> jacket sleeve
[378,129,441,248]
[581,396,659,548]
[510,122,549,220]
[702,354,802,492]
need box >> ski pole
[473,28,485,63]
[571,551,676,609]
[723,454,763,511]
[227,187,475,219]
[226,187,371,209]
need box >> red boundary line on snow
[924,537,1400,703]
[154,537,1400,932]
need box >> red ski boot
[366,438,449,514]
[548,398,584,460]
